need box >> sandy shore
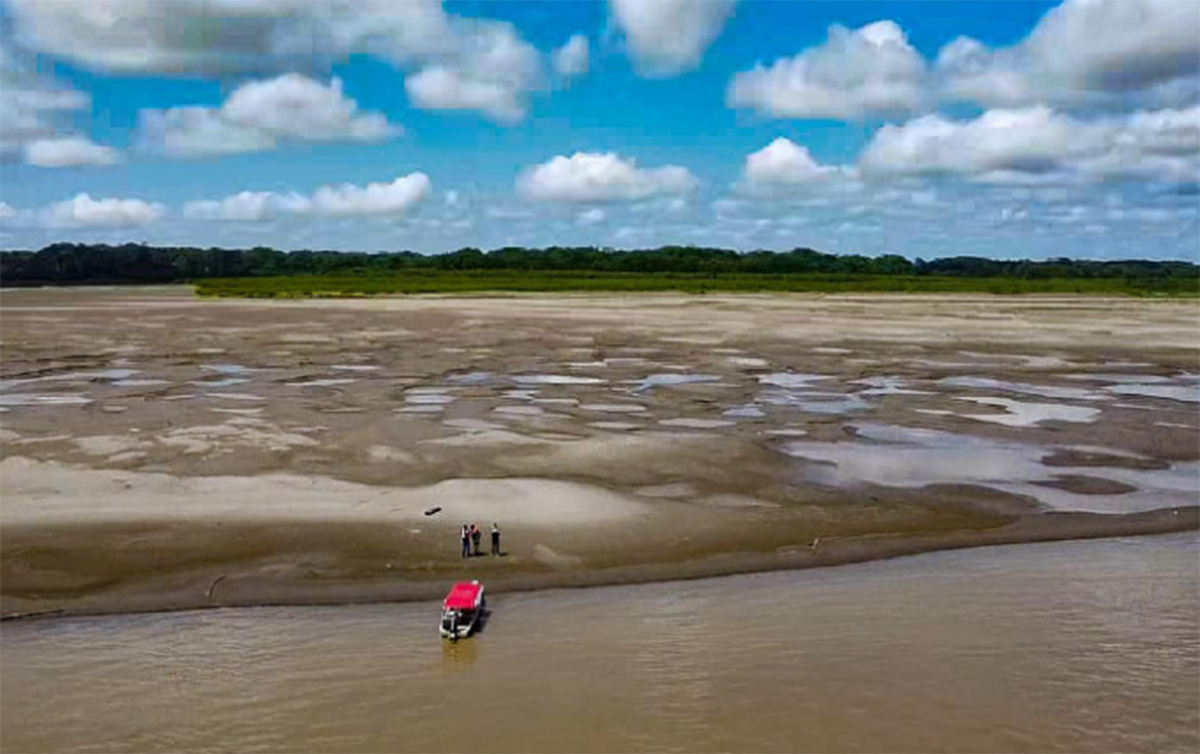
[1,288,1197,618]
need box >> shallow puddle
[957,397,1102,427]
[759,373,830,389]
[0,394,94,406]
[780,422,1196,514]
[512,375,606,386]
[287,378,357,387]
[633,374,721,391]
[851,376,933,396]
[760,390,871,415]
[405,393,456,405]
[724,405,766,418]
[190,378,249,388]
[939,376,1103,401]
[201,364,254,375]
[1106,383,1200,404]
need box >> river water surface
[3,534,1197,753]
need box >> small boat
[439,580,485,640]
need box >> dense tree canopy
[1,243,1196,287]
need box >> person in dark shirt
[490,522,501,556]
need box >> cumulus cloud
[4,0,441,73]
[609,0,737,77]
[518,152,698,202]
[858,105,1200,184]
[740,137,856,190]
[183,191,281,221]
[405,20,545,123]
[406,66,528,123]
[0,38,101,163]
[728,20,926,120]
[936,0,1200,108]
[307,172,432,216]
[223,73,394,140]
[139,74,398,157]
[726,0,1200,120]
[184,172,432,220]
[41,193,165,228]
[23,136,120,167]
[6,0,548,122]
[139,108,275,157]
[553,34,589,78]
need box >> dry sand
[1,288,1197,618]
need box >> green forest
[1,243,1197,296]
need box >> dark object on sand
[424,507,442,516]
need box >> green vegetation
[2,243,1197,297]
[194,269,1199,297]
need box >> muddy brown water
[3,533,1196,754]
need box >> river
[3,533,1196,753]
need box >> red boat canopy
[443,581,482,610]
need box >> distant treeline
[1,242,1197,290]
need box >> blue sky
[1,0,1197,259]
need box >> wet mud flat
[1,288,1197,617]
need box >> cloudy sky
[1,0,1198,259]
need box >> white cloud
[934,37,1035,108]
[43,193,165,228]
[0,201,16,220]
[728,21,926,120]
[576,208,606,225]
[307,172,432,216]
[1028,0,1199,94]
[0,38,93,160]
[553,34,589,78]
[222,74,395,140]
[937,0,1200,108]
[4,0,442,74]
[518,152,698,202]
[609,0,737,77]
[7,0,547,122]
[183,191,281,222]
[138,107,277,157]
[24,136,120,167]
[186,173,433,221]
[741,137,856,189]
[858,105,1200,184]
[405,20,544,122]
[139,74,398,157]
[860,107,1086,178]
[405,66,527,123]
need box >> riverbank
[2,455,1195,620]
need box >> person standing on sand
[461,524,471,559]
[491,523,501,556]
[471,523,482,557]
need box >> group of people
[460,522,501,558]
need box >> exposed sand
[0,457,648,527]
[1,287,1197,618]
